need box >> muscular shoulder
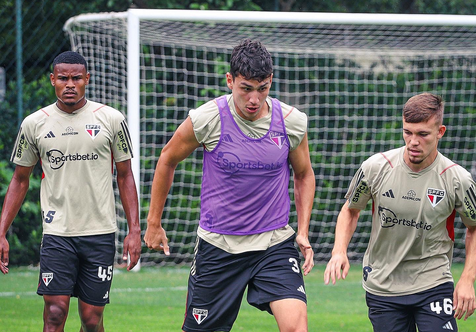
[87,100,125,122]
[361,147,402,179]
[436,153,474,191]
[278,99,307,150]
[22,103,55,125]
[188,98,221,144]
[189,98,220,124]
[279,100,307,128]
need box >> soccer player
[144,39,316,332]
[0,51,141,332]
[324,92,476,331]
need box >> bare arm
[144,117,200,254]
[324,202,361,284]
[288,133,316,276]
[453,225,476,320]
[0,165,34,274]
[115,159,141,271]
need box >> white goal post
[64,9,476,266]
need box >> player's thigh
[270,298,307,332]
[366,292,416,332]
[414,282,457,332]
[182,238,250,332]
[247,236,307,314]
[75,233,115,307]
[37,234,79,296]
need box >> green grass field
[0,264,474,331]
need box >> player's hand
[296,234,314,276]
[453,278,476,320]
[324,252,350,285]
[144,226,170,256]
[0,236,10,275]
[122,231,142,271]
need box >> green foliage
[0,74,55,267]
[0,75,56,161]
[0,161,42,266]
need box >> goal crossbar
[63,9,476,266]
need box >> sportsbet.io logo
[46,149,99,170]
[215,151,284,174]
[378,206,432,231]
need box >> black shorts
[366,282,457,332]
[182,235,307,332]
[37,233,115,306]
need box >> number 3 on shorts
[289,258,300,273]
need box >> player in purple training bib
[145,39,316,331]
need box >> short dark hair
[52,51,88,72]
[403,93,444,125]
[229,39,273,82]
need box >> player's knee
[44,303,68,328]
[80,316,104,332]
[79,305,104,332]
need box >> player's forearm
[293,169,316,236]
[117,172,140,235]
[460,226,476,284]
[332,203,360,255]
[147,159,176,228]
[0,173,30,237]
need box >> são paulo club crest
[193,308,208,325]
[85,124,101,140]
[427,188,445,207]
[270,131,286,149]
[42,272,53,286]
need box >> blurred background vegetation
[1,0,476,266]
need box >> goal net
[64,10,476,266]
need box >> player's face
[402,116,446,172]
[226,73,272,122]
[50,63,90,113]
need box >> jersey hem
[363,278,454,297]
[42,229,117,237]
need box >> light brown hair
[403,93,444,125]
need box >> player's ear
[437,125,446,139]
[85,72,91,85]
[50,73,55,86]
[226,72,233,90]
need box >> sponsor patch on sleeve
[463,185,476,221]
[349,169,370,207]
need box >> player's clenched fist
[144,226,170,255]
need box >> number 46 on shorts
[430,298,453,315]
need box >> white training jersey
[346,147,476,296]
[11,100,133,236]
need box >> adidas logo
[442,321,454,330]
[103,291,109,299]
[382,189,395,198]
[222,134,233,142]
[297,285,306,294]
[44,131,55,138]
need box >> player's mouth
[408,148,421,157]
[63,90,77,97]
[246,106,259,113]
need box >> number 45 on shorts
[98,265,113,281]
